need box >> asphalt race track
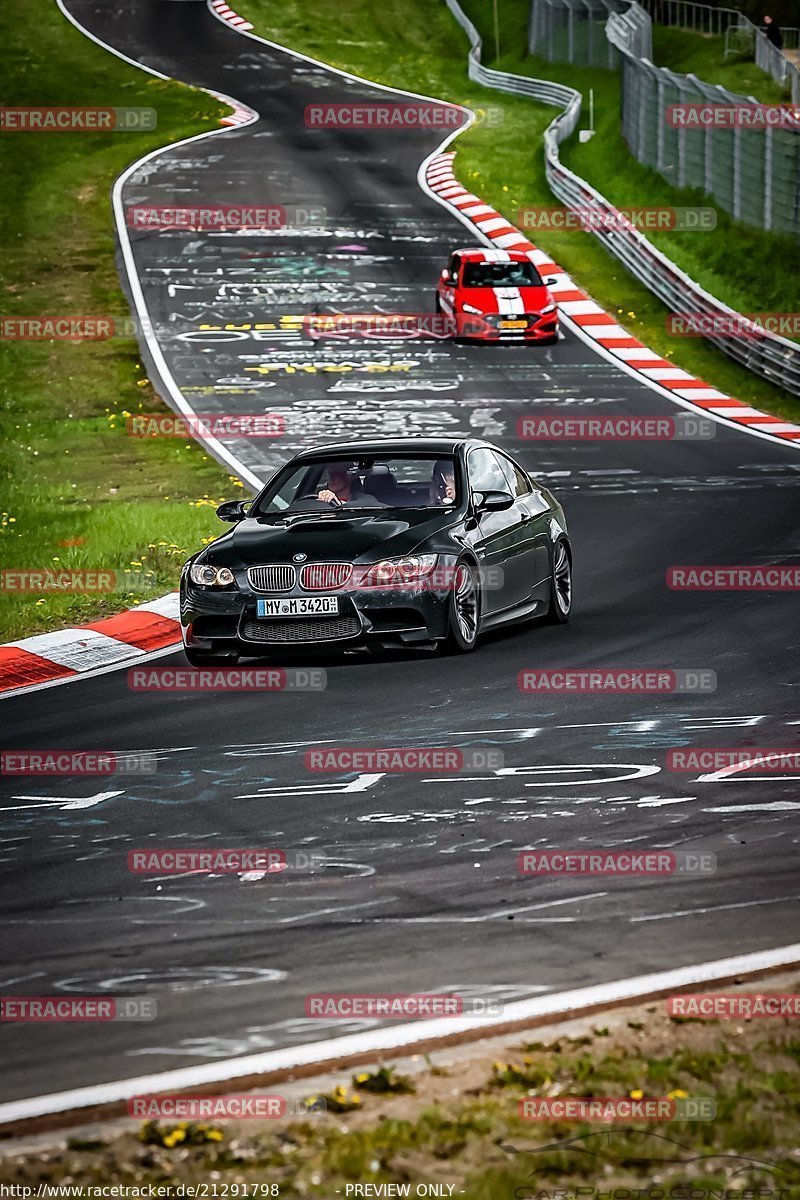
[1,0,799,1107]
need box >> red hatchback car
[435,247,559,343]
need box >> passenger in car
[430,460,457,506]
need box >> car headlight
[189,562,236,587]
[461,303,483,316]
[539,303,557,315]
[356,554,438,588]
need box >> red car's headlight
[355,554,438,588]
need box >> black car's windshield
[461,261,542,288]
[253,456,459,515]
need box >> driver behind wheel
[316,461,381,506]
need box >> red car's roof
[451,248,534,263]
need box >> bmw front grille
[300,563,353,590]
[246,563,353,593]
[247,565,296,592]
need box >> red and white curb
[209,0,253,32]
[0,594,181,695]
[426,152,800,446]
[210,88,257,127]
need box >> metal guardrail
[443,0,800,397]
[445,0,577,104]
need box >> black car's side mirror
[474,490,515,512]
[216,499,248,522]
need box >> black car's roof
[289,438,488,460]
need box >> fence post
[764,124,773,231]
[639,65,649,159]
[732,122,742,221]
[704,113,714,195]
[657,76,665,170]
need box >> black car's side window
[496,454,532,498]
[467,448,509,495]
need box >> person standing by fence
[762,14,784,49]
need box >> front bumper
[455,311,559,341]
[180,570,457,653]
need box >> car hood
[205,509,458,565]
[459,284,551,314]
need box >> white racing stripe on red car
[425,151,800,447]
[492,286,525,316]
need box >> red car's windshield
[461,261,542,288]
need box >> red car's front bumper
[447,308,559,342]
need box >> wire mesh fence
[529,0,800,236]
[529,0,628,66]
[638,0,741,35]
[605,5,800,237]
[635,0,800,103]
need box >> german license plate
[499,319,527,329]
[257,596,339,618]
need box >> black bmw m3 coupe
[180,437,572,663]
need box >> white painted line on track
[631,895,800,922]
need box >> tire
[441,560,480,654]
[543,539,572,624]
[184,646,240,666]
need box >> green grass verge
[236,0,800,423]
[653,25,790,102]
[0,0,239,642]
